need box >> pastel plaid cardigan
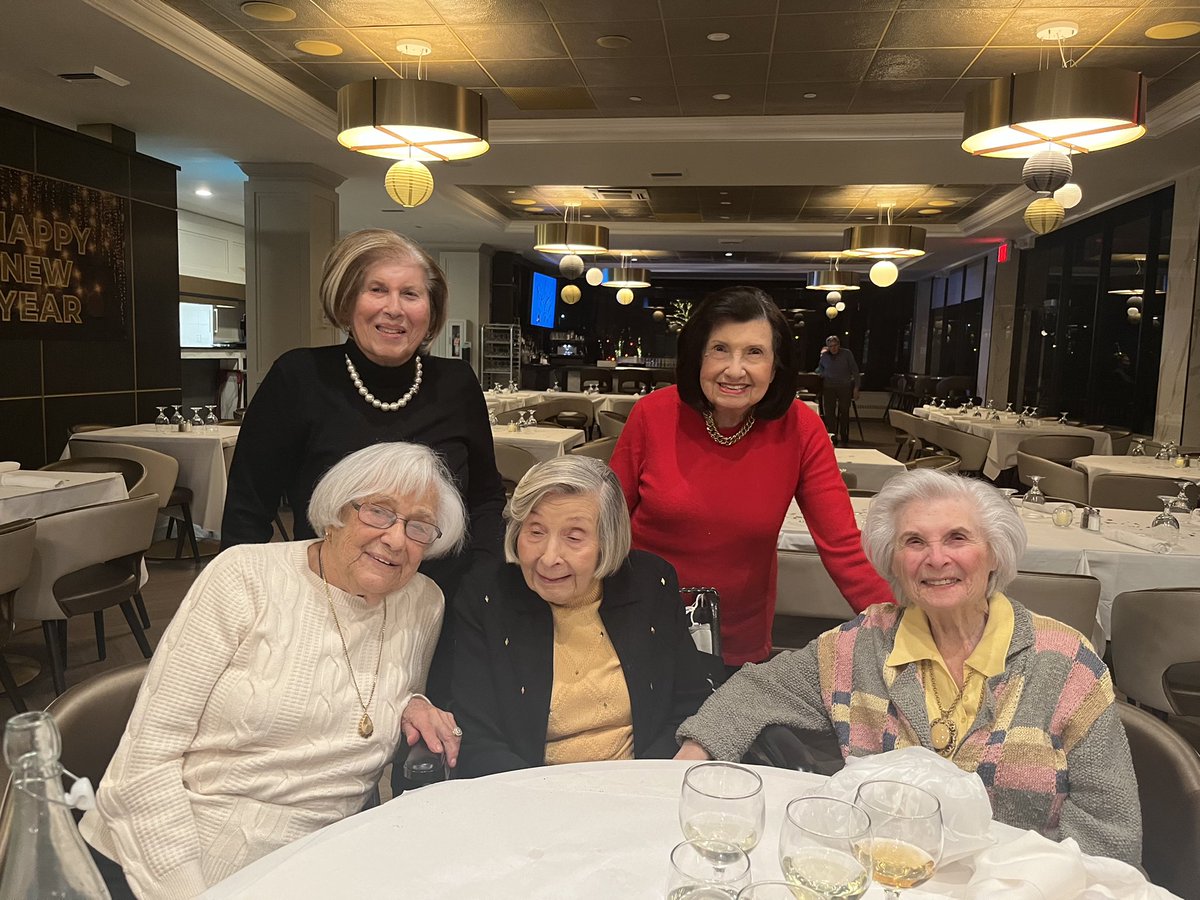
[677,597,1141,866]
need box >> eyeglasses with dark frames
[351,501,442,545]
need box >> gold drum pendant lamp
[533,223,610,254]
[337,77,489,162]
[842,224,926,259]
[601,267,651,289]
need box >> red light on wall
[997,242,1010,263]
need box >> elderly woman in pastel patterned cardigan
[675,468,1141,866]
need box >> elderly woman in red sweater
[610,286,891,671]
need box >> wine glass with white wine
[778,795,873,899]
[853,781,943,898]
[679,763,766,853]
[666,839,751,900]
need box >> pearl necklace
[704,411,755,446]
[345,354,422,411]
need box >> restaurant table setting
[834,449,907,492]
[491,423,586,462]
[202,754,1174,899]
[1073,453,1200,491]
[0,463,127,523]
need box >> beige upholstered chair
[1111,588,1200,717]
[0,519,37,712]
[604,397,638,417]
[886,409,922,460]
[596,410,627,439]
[534,397,595,436]
[494,444,538,497]
[1117,703,1200,899]
[568,437,618,463]
[1090,473,1183,511]
[773,550,856,651]
[1016,434,1096,464]
[1100,427,1133,455]
[904,454,960,473]
[1015,452,1087,505]
[493,407,535,425]
[15,495,158,695]
[932,425,989,475]
[1007,571,1100,642]
[40,456,147,496]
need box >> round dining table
[201,760,1169,899]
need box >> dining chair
[904,454,960,473]
[795,373,823,401]
[69,439,200,562]
[67,423,116,437]
[1111,588,1200,719]
[568,437,618,463]
[604,397,638,417]
[493,444,538,498]
[1116,702,1200,900]
[14,494,159,695]
[596,410,626,439]
[909,417,944,454]
[886,409,922,460]
[773,549,856,653]
[534,397,595,437]
[1089,473,1184,511]
[840,469,858,489]
[1015,452,1088,505]
[933,375,973,403]
[1007,571,1100,642]
[40,456,147,496]
[0,518,37,712]
[930,426,989,475]
[1016,434,1096,464]
[847,488,877,498]
[1098,427,1132,455]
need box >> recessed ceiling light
[1146,21,1200,40]
[724,252,733,257]
[240,1,296,22]
[707,32,731,42]
[720,215,731,220]
[720,200,731,205]
[195,187,213,197]
[630,257,638,262]
[803,92,817,99]
[629,95,643,102]
[507,189,516,194]
[526,207,545,212]
[712,92,731,101]
[582,214,592,218]
[926,199,956,207]
[596,34,632,49]
[719,190,729,195]
[513,198,536,205]
[294,39,342,56]
[918,208,943,215]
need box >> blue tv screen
[530,271,556,328]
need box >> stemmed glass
[204,405,218,433]
[189,407,204,430]
[667,840,751,900]
[154,406,170,434]
[1004,402,1014,414]
[1058,411,1069,426]
[778,796,872,900]
[1130,438,1146,458]
[1171,480,1194,513]
[1151,497,1182,547]
[1022,475,1046,510]
[679,763,766,853]
[170,404,183,427]
[854,781,943,899]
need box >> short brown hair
[319,228,448,351]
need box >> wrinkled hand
[401,696,461,768]
[674,739,713,761]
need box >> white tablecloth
[1073,455,1200,494]
[486,395,536,414]
[539,391,638,413]
[492,426,585,462]
[203,760,1169,899]
[913,409,1112,479]
[0,471,126,524]
[67,425,239,533]
[778,498,1200,641]
[834,448,906,492]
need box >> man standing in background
[816,335,859,446]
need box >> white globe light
[560,284,581,305]
[835,301,846,312]
[827,290,842,303]
[384,159,434,207]
[559,254,584,279]
[616,288,635,305]
[585,267,604,286]
[1054,183,1083,209]
[870,260,899,287]
[1127,306,1142,322]
[825,306,838,319]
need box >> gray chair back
[775,550,856,621]
[1112,588,1200,715]
[568,438,618,463]
[493,407,533,425]
[40,457,147,496]
[1008,571,1100,640]
[0,520,37,597]
[604,397,638,417]
[597,410,627,439]
[1015,452,1087,505]
[1017,434,1096,464]
[1090,473,1183,511]
[68,440,178,510]
[1117,702,1200,900]
[535,397,595,431]
[887,409,922,459]
[494,444,538,496]
[1102,427,1133,455]
[933,425,989,474]
[904,454,960,473]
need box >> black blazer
[453,551,717,778]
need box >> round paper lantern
[1126,295,1143,310]
[668,322,682,334]
[652,309,665,322]
[559,254,585,279]
[835,301,846,312]
[585,267,604,286]
[1053,182,1083,209]
[826,290,842,303]
[869,260,899,287]
[616,288,635,305]
[1022,150,1073,194]
[825,306,838,319]
[560,284,581,305]
[1024,197,1065,235]
[384,159,434,207]
[1127,306,1142,322]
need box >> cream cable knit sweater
[80,541,444,900]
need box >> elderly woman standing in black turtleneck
[222,228,505,700]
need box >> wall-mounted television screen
[530,271,556,328]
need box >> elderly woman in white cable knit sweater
[80,442,468,900]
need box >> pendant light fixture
[807,261,859,292]
[842,204,926,259]
[534,202,610,254]
[602,254,651,289]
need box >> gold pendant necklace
[924,660,967,756]
[703,411,755,446]
[318,543,387,739]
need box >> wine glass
[1171,480,1194,513]
[1151,497,1182,547]
[1022,475,1046,510]
[679,763,766,853]
[1058,411,1069,426]
[154,406,169,434]
[1130,438,1146,458]
[737,883,808,899]
[667,839,751,900]
[1004,402,1014,414]
[778,796,872,900]
[204,405,218,433]
[190,407,204,429]
[170,404,183,426]
[854,781,943,898]
[997,487,1018,508]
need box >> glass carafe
[0,711,110,899]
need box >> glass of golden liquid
[853,781,943,898]
[778,796,872,899]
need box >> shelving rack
[481,323,519,389]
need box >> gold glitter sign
[0,166,129,340]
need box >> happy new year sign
[0,166,130,340]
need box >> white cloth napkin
[0,472,67,488]
[1106,529,1173,555]
[0,461,20,474]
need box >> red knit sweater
[610,387,892,665]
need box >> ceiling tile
[659,0,778,18]
[764,82,856,114]
[168,0,241,31]
[419,60,496,86]
[989,8,1136,47]
[963,46,1045,77]
[778,0,894,11]
[302,61,403,89]
[540,0,655,23]
[769,50,874,84]
[677,84,767,115]
[556,20,670,59]
[1100,7,1200,47]
[865,48,983,80]
[426,0,549,24]
[848,79,953,112]
[1148,76,1193,106]
[1080,45,1199,76]
[481,58,584,87]
[473,87,528,117]
[574,56,676,87]
[671,53,771,86]
[503,86,595,110]
[350,25,473,60]
[938,77,999,110]
[880,9,1013,48]
[254,28,380,63]
[664,16,777,56]
[196,0,337,29]
[451,23,568,58]
[589,86,681,114]
[321,0,441,27]
[774,12,892,52]
[262,62,338,106]
[213,28,290,62]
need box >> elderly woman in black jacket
[453,456,714,777]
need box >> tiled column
[1159,168,1200,444]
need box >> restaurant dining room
[3,0,1200,897]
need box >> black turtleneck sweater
[221,340,506,603]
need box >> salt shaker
[1085,507,1101,532]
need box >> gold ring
[451,726,463,737]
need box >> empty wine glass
[997,487,1018,507]
[1022,475,1046,510]
[204,405,218,433]
[1151,497,1182,547]
[1058,411,1069,426]
[778,796,872,900]
[170,404,183,426]
[1171,481,1194,513]
[679,763,766,853]
[488,409,499,426]
[854,780,943,898]
[1130,438,1146,458]
[190,407,204,429]
[154,406,169,434]
[1004,402,1014,414]
[667,839,751,900]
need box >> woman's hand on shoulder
[401,696,462,768]
[674,739,713,761]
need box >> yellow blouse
[886,592,1015,755]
